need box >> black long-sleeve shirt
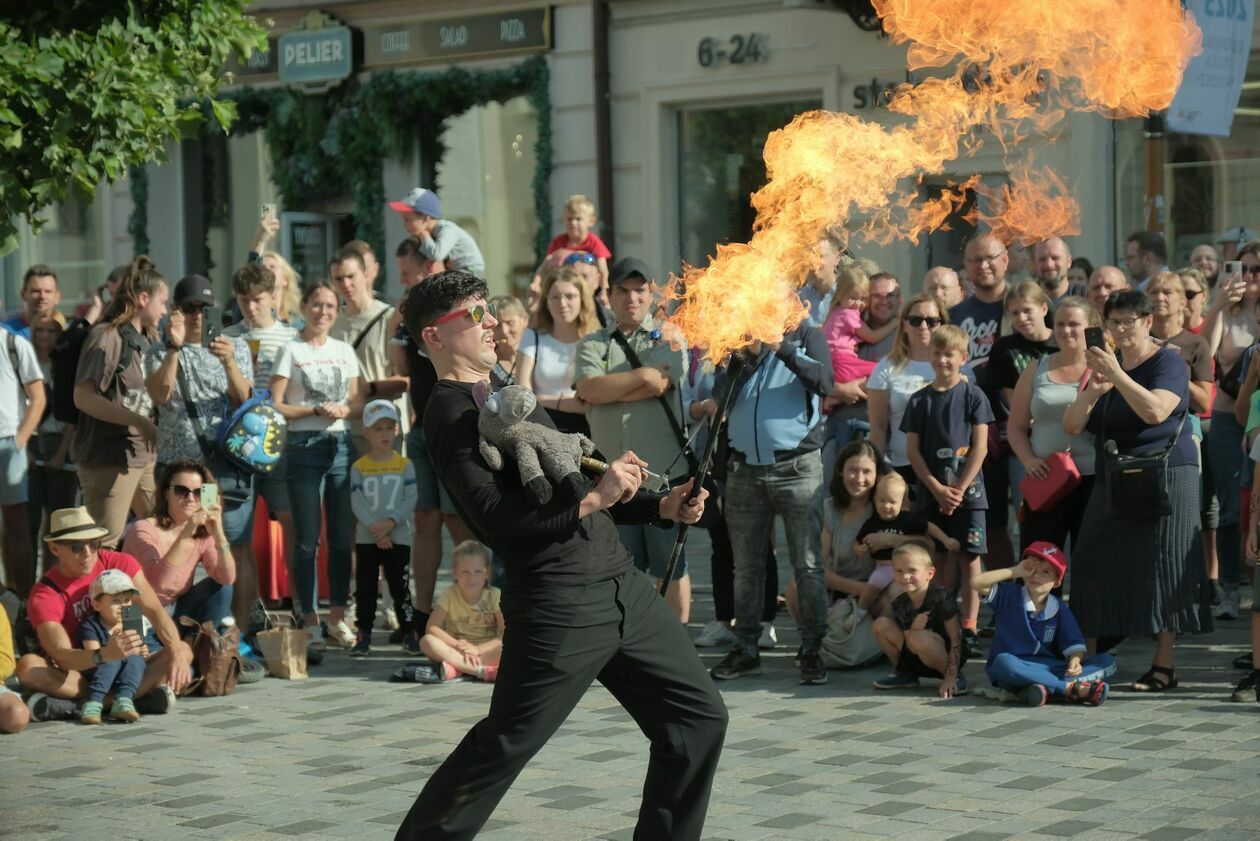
[424,380,668,586]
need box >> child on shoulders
[870,543,966,698]
[540,194,611,292]
[972,541,1114,707]
[856,473,959,617]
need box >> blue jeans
[986,652,1116,696]
[1207,410,1244,587]
[726,450,827,651]
[286,430,354,615]
[173,576,234,632]
[86,652,145,702]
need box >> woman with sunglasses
[1064,290,1206,692]
[1178,268,1209,334]
[867,294,947,484]
[122,460,236,631]
[1007,297,1100,553]
[517,267,600,436]
[270,281,366,651]
[1202,241,1260,618]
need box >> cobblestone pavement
[5,530,1260,841]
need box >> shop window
[4,190,107,315]
[677,99,823,270]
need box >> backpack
[50,320,143,424]
[179,617,242,697]
[217,388,288,475]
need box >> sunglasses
[431,302,496,327]
[906,315,943,328]
[562,252,598,266]
[178,303,208,315]
[65,539,102,555]
[1184,289,1202,300]
[1244,265,1260,276]
[171,483,203,499]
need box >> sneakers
[306,625,327,653]
[1230,671,1260,703]
[1019,684,1049,707]
[388,627,406,645]
[328,619,356,648]
[962,629,984,660]
[238,657,266,684]
[80,700,104,725]
[390,662,443,684]
[134,685,175,715]
[111,697,140,723]
[401,629,422,656]
[1234,653,1254,670]
[1216,589,1240,620]
[382,606,400,631]
[710,647,761,680]
[694,620,737,648]
[349,632,371,658]
[798,648,828,685]
[26,692,79,722]
[758,622,778,650]
[873,672,920,690]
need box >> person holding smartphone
[143,275,254,567]
[121,460,236,633]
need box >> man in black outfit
[396,270,728,841]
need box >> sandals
[1130,664,1177,693]
[1065,680,1109,706]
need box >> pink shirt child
[122,520,234,607]
[823,307,879,383]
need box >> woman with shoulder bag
[1063,290,1209,692]
[1007,296,1098,555]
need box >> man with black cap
[576,258,693,620]
[388,187,486,276]
[143,275,255,565]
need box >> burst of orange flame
[666,0,1202,364]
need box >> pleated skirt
[1069,464,1211,638]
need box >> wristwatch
[92,650,103,666]
[165,339,182,351]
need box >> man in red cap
[971,541,1115,707]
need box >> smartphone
[201,483,219,510]
[202,305,223,346]
[1225,260,1244,279]
[260,203,277,221]
[1084,326,1106,350]
[121,604,144,638]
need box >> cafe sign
[278,11,357,92]
[364,7,551,67]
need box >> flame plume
[667,0,1201,363]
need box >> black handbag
[1097,392,1186,520]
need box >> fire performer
[395,269,727,841]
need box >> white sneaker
[382,606,400,631]
[307,625,327,652]
[1216,590,1241,621]
[758,621,778,650]
[694,620,737,648]
[328,620,356,647]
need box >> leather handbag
[1019,450,1081,513]
[1097,393,1186,520]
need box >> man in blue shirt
[710,323,835,685]
[2,265,61,340]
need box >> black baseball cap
[173,275,215,308]
[609,257,654,286]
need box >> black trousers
[354,543,414,634]
[396,568,728,840]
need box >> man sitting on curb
[14,507,193,722]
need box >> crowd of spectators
[0,185,1258,728]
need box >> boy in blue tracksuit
[972,541,1115,707]
[709,323,835,685]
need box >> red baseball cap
[1023,541,1067,584]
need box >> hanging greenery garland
[127,55,552,273]
[127,165,150,256]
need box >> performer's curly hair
[401,269,489,345]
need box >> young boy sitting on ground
[78,569,150,724]
[972,541,1114,707]
[870,542,966,698]
[394,541,503,684]
[856,473,959,618]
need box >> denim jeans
[171,576,235,632]
[726,450,827,651]
[1207,410,1243,587]
[986,652,1116,696]
[86,652,145,702]
[285,430,354,615]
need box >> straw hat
[44,507,109,543]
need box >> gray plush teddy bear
[478,384,597,506]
